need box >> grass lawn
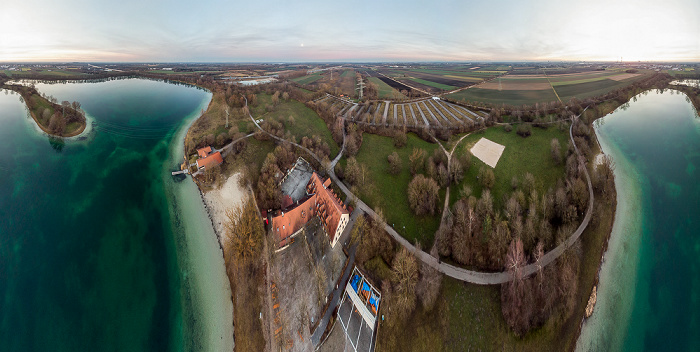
[251,93,340,158]
[409,77,457,91]
[292,73,322,85]
[449,125,569,210]
[352,133,442,245]
[447,87,559,106]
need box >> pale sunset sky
[1,0,698,62]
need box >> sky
[1,0,699,62]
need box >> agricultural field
[292,69,357,97]
[349,133,442,245]
[292,73,323,85]
[3,69,89,78]
[448,124,569,210]
[250,93,340,157]
[367,76,407,99]
[447,70,651,105]
[378,67,505,94]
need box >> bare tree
[551,138,562,165]
[224,196,264,264]
[391,247,418,320]
[407,174,439,216]
[408,148,426,175]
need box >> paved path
[220,132,258,157]
[244,95,594,285]
[310,209,361,346]
[382,100,390,125]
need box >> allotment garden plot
[346,98,487,129]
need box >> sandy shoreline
[199,173,245,252]
[165,91,235,352]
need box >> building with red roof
[197,146,212,158]
[271,168,349,248]
[196,151,223,170]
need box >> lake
[0,78,232,351]
[577,89,700,351]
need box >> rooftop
[280,157,315,204]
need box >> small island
[1,78,86,137]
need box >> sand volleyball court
[470,137,505,168]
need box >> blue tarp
[369,295,378,310]
[361,282,370,295]
[351,275,360,292]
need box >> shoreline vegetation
[0,79,87,137]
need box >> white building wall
[331,213,350,248]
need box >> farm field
[448,124,569,211]
[447,70,651,105]
[367,76,406,99]
[292,73,322,85]
[447,87,559,106]
[293,69,357,97]
[350,133,442,245]
[409,78,457,91]
[3,69,89,78]
[376,69,495,94]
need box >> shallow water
[577,89,700,351]
[0,78,231,351]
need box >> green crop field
[251,93,339,158]
[351,133,441,245]
[553,77,646,101]
[367,77,406,99]
[292,73,322,85]
[447,88,558,106]
[409,78,457,91]
[341,69,355,78]
[449,125,569,210]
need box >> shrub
[387,151,402,175]
[516,124,532,137]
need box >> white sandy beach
[202,173,246,249]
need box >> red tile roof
[271,172,349,247]
[196,151,223,169]
[197,146,212,158]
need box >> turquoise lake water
[0,79,232,351]
[577,89,700,351]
